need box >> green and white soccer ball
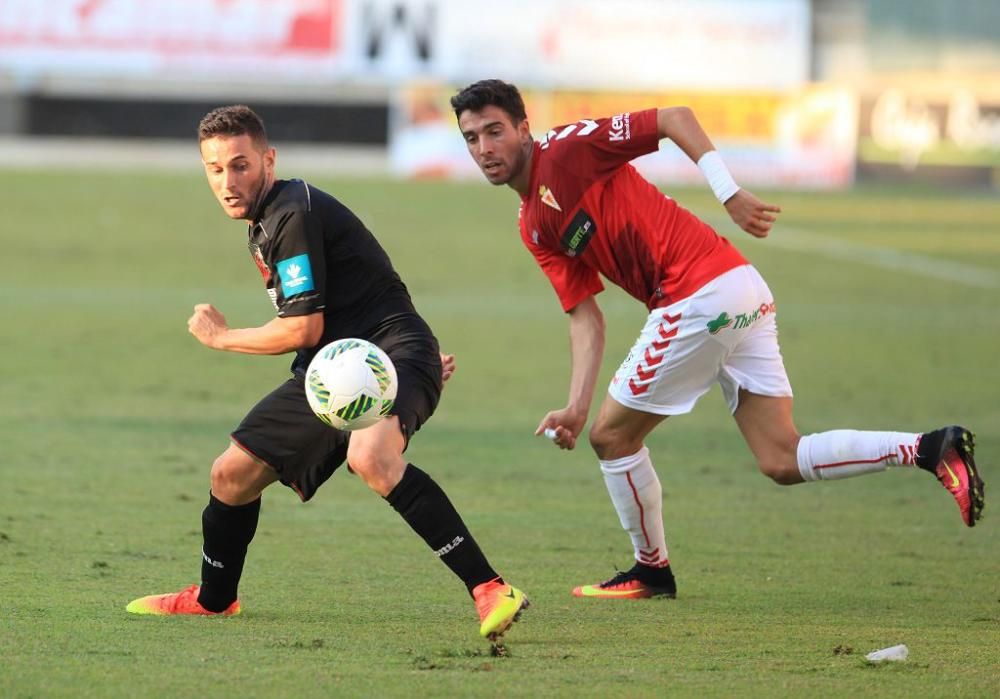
[305,338,397,431]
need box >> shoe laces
[599,567,639,589]
[166,584,202,612]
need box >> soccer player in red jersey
[451,80,984,599]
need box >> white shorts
[609,265,792,415]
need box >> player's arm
[187,303,323,354]
[534,295,605,450]
[656,106,781,238]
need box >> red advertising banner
[0,0,343,78]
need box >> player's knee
[588,423,640,461]
[346,442,403,496]
[210,452,254,500]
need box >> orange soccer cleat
[472,578,529,641]
[572,564,677,599]
[126,584,240,616]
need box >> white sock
[796,430,921,481]
[599,446,669,568]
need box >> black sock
[385,464,500,594]
[634,561,676,590]
[915,428,942,472]
[197,493,260,612]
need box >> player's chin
[221,203,250,219]
[482,170,510,186]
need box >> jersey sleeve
[267,211,327,317]
[544,108,660,178]
[524,233,604,312]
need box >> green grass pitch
[1,170,997,698]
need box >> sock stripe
[815,453,896,470]
[625,471,652,549]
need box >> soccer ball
[304,338,398,431]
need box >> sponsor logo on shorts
[707,303,776,334]
[707,312,733,334]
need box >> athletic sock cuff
[599,446,650,475]
[384,463,427,511]
[208,493,262,514]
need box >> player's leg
[356,325,527,639]
[347,416,527,639]
[574,298,726,599]
[733,391,984,525]
[726,266,983,525]
[126,377,342,617]
[575,396,676,599]
[733,389,917,483]
[125,444,276,616]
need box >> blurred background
[1,0,999,191]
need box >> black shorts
[231,316,442,501]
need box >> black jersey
[248,179,419,374]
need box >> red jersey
[518,108,747,312]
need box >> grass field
[1,170,998,698]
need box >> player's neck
[245,173,277,222]
[508,141,534,198]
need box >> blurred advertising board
[0,0,807,91]
[0,0,345,82]
[858,86,1000,187]
[390,84,858,189]
[362,0,810,91]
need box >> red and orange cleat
[918,426,985,527]
[572,564,676,599]
[472,578,528,641]
[126,584,240,616]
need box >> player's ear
[517,118,531,141]
[263,146,276,170]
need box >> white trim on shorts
[608,265,793,415]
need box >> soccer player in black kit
[126,105,528,643]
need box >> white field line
[707,217,1000,290]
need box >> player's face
[200,134,276,220]
[458,106,531,187]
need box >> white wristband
[697,151,740,204]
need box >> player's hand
[535,407,588,451]
[724,189,780,238]
[440,352,456,384]
[188,303,229,349]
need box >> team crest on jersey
[539,185,562,212]
[249,244,270,282]
[560,209,597,257]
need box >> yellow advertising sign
[392,83,858,189]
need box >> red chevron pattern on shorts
[628,312,682,396]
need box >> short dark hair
[450,79,526,123]
[197,105,268,148]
